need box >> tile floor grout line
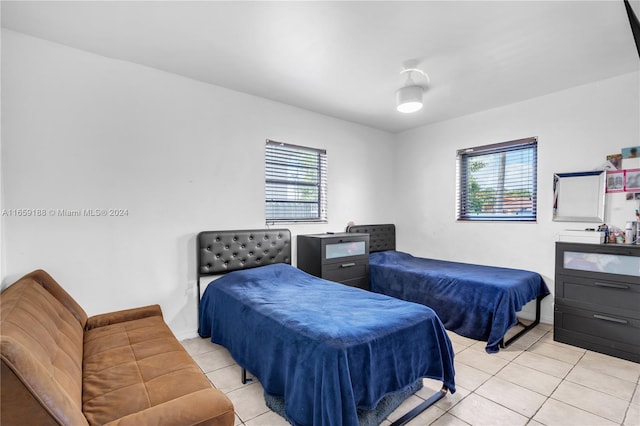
[518,335,637,425]
[525,342,587,426]
[619,379,639,426]
[435,329,535,424]
[544,348,629,425]
[440,330,546,425]
[479,331,547,424]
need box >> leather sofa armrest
[24,269,88,327]
[102,389,234,426]
[85,304,163,331]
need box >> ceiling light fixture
[396,68,430,114]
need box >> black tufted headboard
[346,224,396,252]
[197,228,291,296]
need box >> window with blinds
[457,137,537,222]
[265,140,327,223]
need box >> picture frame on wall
[622,146,640,159]
[625,169,640,191]
[626,192,640,200]
[607,153,623,169]
[606,170,625,193]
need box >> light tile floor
[181,323,640,426]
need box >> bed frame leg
[389,386,448,426]
[241,368,253,384]
[500,296,543,349]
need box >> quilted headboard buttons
[197,229,292,276]
[346,224,395,252]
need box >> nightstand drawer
[556,274,640,318]
[340,275,370,291]
[322,261,368,284]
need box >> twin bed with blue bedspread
[347,224,550,353]
[196,229,456,426]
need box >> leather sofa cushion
[83,315,216,425]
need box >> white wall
[3,28,639,335]
[1,30,396,339]
[392,71,640,323]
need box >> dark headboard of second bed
[346,224,396,252]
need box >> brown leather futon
[1,269,234,425]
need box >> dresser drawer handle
[594,282,629,289]
[593,314,628,324]
[340,262,356,268]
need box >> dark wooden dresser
[297,232,370,290]
[554,242,640,362]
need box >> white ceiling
[2,1,639,133]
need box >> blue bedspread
[198,263,455,426]
[369,251,550,353]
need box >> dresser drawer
[554,304,640,345]
[556,242,640,284]
[556,274,640,318]
[554,304,640,357]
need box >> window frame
[265,139,328,224]
[457,137,538,222]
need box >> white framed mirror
[553,170,606,222]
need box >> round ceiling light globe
[396,85,424,113]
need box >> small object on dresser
[558,230,605,244]
[625,221,638,244]
[608,227,624,243]
[597,224,609,243]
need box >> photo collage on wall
[606,146,640,198]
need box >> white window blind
[457,137,537,222]
[265,140,327,223]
